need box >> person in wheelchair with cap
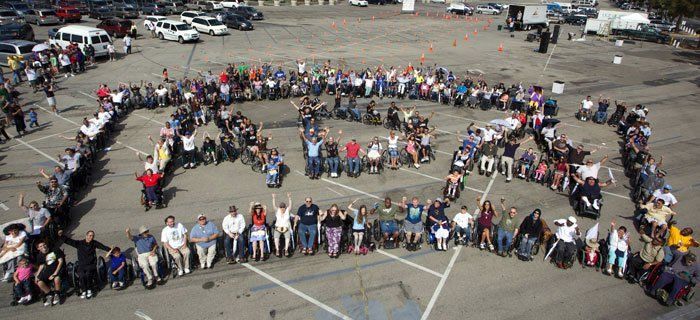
[552,216,580,269]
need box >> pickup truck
[616,25,669,44]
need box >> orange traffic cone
[420,53,425,65]
[498,43,503,52]
[429,43,433,53]
[473,28,478,36]
[464,33,469,41]
[332,21,336,29]
[343,18,347,27]
[452,39,457,47]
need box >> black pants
[77,264,97,293]
[554,241,576,263]
[626,254,646,279]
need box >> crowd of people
[0,52,695,311]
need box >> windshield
[119,21,132,27]
[92,0,108,5]
[17,44,33,54]
[68,9,80,14]
[175,24,192,30]
[14,4,30,10]
[209,19,223,26]
[0,11,18,17]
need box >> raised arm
[290,100,301,111]
[347,198,359,212]
[18,192,27,210]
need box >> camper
[507,5,549,30]
[584,10,650,35]
[49,25,112,57]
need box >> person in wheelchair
[386,102,402,130]
[272,194,294,258]
[625,234,665,283]
[582,238,601,268]
[649,251,699,306]
[200,132,218,166]
[319,204,347,259]
[135,169,163,211]
[248,203,267,262]
[178,129,197,169]
[478,140,498,177]
[517,148,537,179]
[366,137,383,174]
[452,206,473,246]
[127,226,161,288]
[265,157,280,187]
[59,230,111,299]
[348,199,370,255]
[517,209,544,261]
[593,95,610,124]
[222,206,247,264]
[400,196,426,251]
[160,216,191,276]
[577,95,594,121]
[571,175,614,211]
[12,257,33,305]
[34,240,65,306]
[418,127,435,163]
[443,170,463,200]
[475,196,498,251]
[366,100,381,125]
[372,197,404,249]
[107,247,127,289]
[605,219,630,277]
[552,217,581,269]
[639,199,677,239]
[349,94,361,122]
[431,210,451,251]
[217,131,238,162]
[495,201,520,257]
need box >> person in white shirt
[650,185,678,208]
[552,216,580,269]
[297,60,306,74]
[137,152,160,174]
[271,193,294,257]
[222,206,246,263]
[451,206,473,244]
[575,155,608,180]
[178,129,197,169]
[161,216,191,275]
[579,95,594,121]
[541,123,556,151]
[606,219,629,277]
[60,148,81,171]
[482,125,497,142]
[80,118,101,140]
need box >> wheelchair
[371,220,404,250]
[424,223,452,251]
[543,99,559,116]
[346,224,375,255]
[383,117,402,131]
[247,223,271,261]
[492,225,517,257]
[545,236,580,269]
[343,157,364,178]
[296,223,321,254]
[130,250,168,289]
[362,155,384,175]
[477,154,500,177]
[645,262,696,305]
[452,225,471,246]
[573,194,603,220]
[579,241,606,271]
[239,147,256,165]
[513,233,541,261]
[106,257,135,290]
[592,110,608,124]
[362,113,382,126]
[382,149,403,169]
[67,257,110,296]
[443,180,461,201]
[269,219,296,257]
[575,108,592,122]
[331,107,350,121]
[140,186,165,212]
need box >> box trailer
[507,5,549,30]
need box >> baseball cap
[663,185,672,190]
[567,216,577,224]
[197,214,206,220]
[657,169,667,176]
[228,205,238,212]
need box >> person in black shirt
[59,230,111,299]
[324,130,342,178]
[34,240,65,306]
[294,197,320,255]
[501,136,533,182]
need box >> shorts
[403,220,423,233]
[388,148,399,158]
[368,150,381,160]
[37,265,60,283]
[380,220,398,234]
[645,216,667,226]
[47,97,56,107]
[194,110,203,118]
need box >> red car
[97,19,133,38]
[56,7,82,23]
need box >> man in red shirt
[135,169,163,210]
[341,138,365,177]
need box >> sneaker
[146,279,153,287]
[488,244,495,251]
[551,185,557,190]
[52,294,60,305]
[178,269,184,276]
[617,270,624,278]
[592,202,600,210]
[606,266,613,275]
[112,282,117,289]
[479,242,485,249]
[44,296,52,307]
[18,296,28,304]
[86,290,93,299]
[80,292,87,299]
[156,277,163,284]
[414,163,420,168]
[22,295,31,303]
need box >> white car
[180,11,205,24]
[207,1,224,10]
[191,16,228,35]
[475,5,501,15]
[349,0,368,6]
[430,0,446,3]
[220,1,245,8]
[143,15,167,31]
[154,19,200,43]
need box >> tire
[178,36,184,44]
[209,29,214,36]
[159,32,164,40]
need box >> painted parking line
[242,263,352,320]
[15,138,61,165]
[115,141,149,156]
[35,104,80,126]
[376,249,443,278]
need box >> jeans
[109,268,125,283]
[326,156,339,174]
[347,156,360,174]
[298,223,317,250]
[307,156,320,175]
[652,272,689,304]
[595,111,607,122]
[157,95,167,106]
[518,236,538,258]
[454,225,471,243]
[224,234,246,259]
[220,93,230,105]
[266,172,278,184]
[13,279,31,299]
[497,229,514,253]
[195,244,217,268]
[350,108,361,121]
[144,186,158,203]
[12,70,21,84]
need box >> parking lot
[1,1,699,319]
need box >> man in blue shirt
[400,196,425,251]
[299,128,325,179]
[274,67,286,80]
[126,226,160,287]
[190,214,219,269]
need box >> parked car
[228,6,262,20]
[23,9,60,25]
[0,40,36,67]
[4,2,32,17]
[154,19,199,43]
[86,0,110,10]
[220,1,245,8]
[88,6,114,20]
[190,16,227,35]
[547,12,566,24]
[96,18,133,37]
[141,3,170,16]
[349,0,369,6]
[144,15,167,31]
[112,0,140,10]
[180,11,204,24]
[564,14,587,25]
[57,1,89,14]
[114,5,139,19]
[222,12,252,30]
[0,22,35,41]
[159,1,187,14]
[206,1,224,10]
[616,25,669,43]
[578,6,598,18]
[475,5,500,15]
[649,19,675,32]
[47,27,59,39]
[0,9,23,24]
[55,7,82,23]
[186,1,214,11]
[446,3,474,16]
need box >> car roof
[0,39,35,46]
[146,15,167,19]
[159,19,186,25]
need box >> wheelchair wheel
[251,158,264,173]
[160,246,174,274]
[240,148,253,165]
[65,262,76,289]
[531,241,541,256]
[372,222,381,241]
[97,256,108,288]
[362,114,372,125]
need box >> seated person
[1,225,27,281]
[572,176,615,210]
[265,158,279,185]
[444,170,462,198]
[626,234,664,282]
[107,246,127,289]
[649,251,699,306]
[595,96,610,123]
[551,134,570,159]
[606,219,629,277]
[12,257,33,305]
[372,198,403,248]
[640,199,677,239]
[34,241,65,306]
[667,225,698,254]
[583,239,600,268]
[552,216,580,269]
[517,209,543,260]
[452,147,471,173]
[366,100,380,122]
[431,210,450,251]
[201,132,218,164]
[533,159,548,182]
[135,169,163,209]
[452,205,473,244]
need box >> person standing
[44,83,58,114]
[189,214,219,269]
[123,34,132,55]
[160,215,191,276]
[58,230,111,299]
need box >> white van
[49,25,112,57]
[154,19,199,43]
